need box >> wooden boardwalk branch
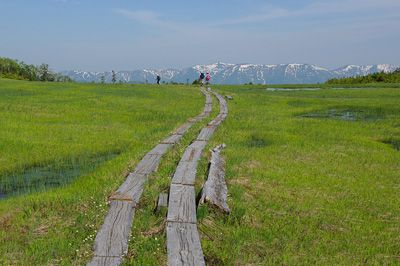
[166,88,228,266]
[88,89,212,266]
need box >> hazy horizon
[1,0,399,72]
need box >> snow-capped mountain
[61,63,399,84]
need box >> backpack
[200,73,205,79]
[205,74,211,81]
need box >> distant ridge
[61,63,399,84]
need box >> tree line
[326,68,400,84]
[0,57,72,82]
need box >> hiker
[205,72,211,85]
[156,75,161,85]
[199,72,205,85]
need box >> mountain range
[61,63,399,84]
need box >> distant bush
[326,68,400,84]
[0,57,72,82]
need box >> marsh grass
[1,79,399,265]
[199,85,400,264]
[0,79,202,265]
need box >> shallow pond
[267,88,321,91]
[0,153,119,199]
[300,108,385,121]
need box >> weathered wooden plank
[155,192,169,216]
[171,161,198,185]
[167,222,205,266]
[161,134,183,144]
[205,93,212,105]
[204,103,212,113]
[92,200,135,258]
[148,143,173,155]
[88,89,213,266]
[200,144,230,213]
[208,114,225,127]
[215,94,228,114]
[180,140,207,162]
[157,193,169,208]
[113,173,147,203]
[88,256,123,266]
[167,184,197,223]
[173,122,195,135]
[134,154,163,175]
[196,126,216,141]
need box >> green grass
[1,79,399,265]
[0,79,203,265]
[201,85,400,264]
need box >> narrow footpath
[88,88,213,266]
[166,88,228,266]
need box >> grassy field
[0,79,203,265]
[1,79,399,265]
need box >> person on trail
[156,75,161,85]
[205,72,211,85]
[199,72,205,85]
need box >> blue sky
[0,0,399,71]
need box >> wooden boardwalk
[88,89,212,266]
[166,88,228,266]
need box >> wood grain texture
[134,154,163,175]
[166,90,228,266]
[180,140,207,162]
[148,143,173,155]
[200,144,230,213]
[167,222,206,266]
[88,257,123,266]
[91,201,135,257]
[113,173,147,203]
[171,161,198,185]
[205,92,212,105]
[173,122,195,135]
[167,184,197,223]
[88,89,212,266]
[196,126,216,141]
[161,134,183,144]
[204,103,212,114]
[156,193,169,215]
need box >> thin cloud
[114,8,185,32]
[217,0,400,25]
